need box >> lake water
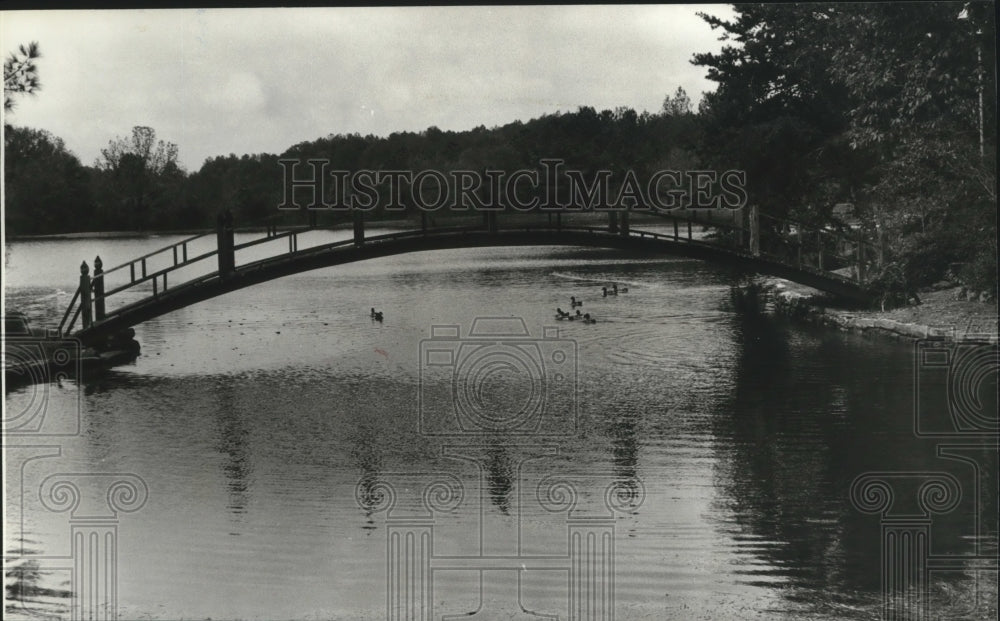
[4,229,997,620]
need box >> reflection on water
[4,232,997,620]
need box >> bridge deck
[64,220,875,344]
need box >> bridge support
[608,212,618,235]
[620,210,630,236]
[93,256,106,321]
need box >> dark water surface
[4,230,997,620]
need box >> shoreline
[736,278,998,343]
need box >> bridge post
[608,211,618,235]
[620,210,629,236]
[216,212,228,278]
[79,261,93,329]
[749,205,760,256]
[93,256,105,321]
[216,212,225,272]
[224,209,235,274]
[817,231,824,270]
[353,210,365,247]
[216,210,236,278]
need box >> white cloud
[204,71,266,112]
[1,6,734,170]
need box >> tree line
[4,3,996,297]
[4,103,702,235]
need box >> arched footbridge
[58,209,879,345]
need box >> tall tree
[4,126,93,235]
[692,4,859,225]
[662,86,693,116]
[823,2,996,290]
[95,126,183,230]
[692,2,996,295]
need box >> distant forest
[4,4,996,295]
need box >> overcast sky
[2,6,734,171]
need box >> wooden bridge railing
[59,207,879,337]
[755,212,879,283]
[58,213,296,335]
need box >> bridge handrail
[100,249,219,298]
[644,208,743,232]
[757,212,874,248]
[95,231,211,281]
[87,221,865,327]
[86,210,865,285]
[69,210,880,337]
[57,286,82,336]
[86,225,483,324]
[86,226,480,324]
[92,213,319,302]
[83,224,714,325]
[93,269,224,323]
[92,212,315,282]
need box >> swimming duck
[602,287,617,297]
[555,307,571,320]
[371,308,384,322]
[582,313,596,324]
[612,284,628,294]
[570,296,583,307]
